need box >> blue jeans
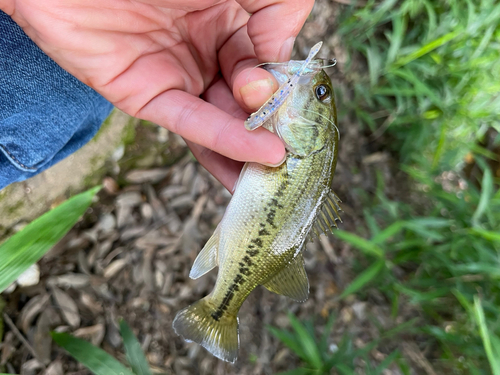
[0,11,113,190]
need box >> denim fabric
[0,11,113,190]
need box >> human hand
[0,0,314,191]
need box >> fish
[172,47,341,363]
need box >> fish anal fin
[190,224,220,279]
[262,253,309,302]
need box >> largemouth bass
[173,47,341,363]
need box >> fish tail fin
[172,297,239,363]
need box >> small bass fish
[173,47,341,363]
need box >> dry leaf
[73,323,105,346]
[47,273,90,289]
[125,168,169,184]
[103,258,128,279]
[34,307,59,365]
[51,287,80,328]
[18,294,50,334]
[44,360,63,375]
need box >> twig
[402,342,438,375]
[2,312,46,370]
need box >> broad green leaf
[0,186,101,293]
[339,260,385,299]
[333,231,384,258]
[119,320,152,375]
[52,332,134,375]
[288,313,323,369]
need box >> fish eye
[315,84,330,102]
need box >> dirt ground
[1,2,428,374]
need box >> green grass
[339,0,500,170]
[52,320,152,375]
[272,0,500,373]
[268,313,404,374]
[0,186,101,293]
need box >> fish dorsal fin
[189,224,221,279]
[262,253,309,302]
[312,190,342,237]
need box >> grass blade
[278,368,314,375]
[319,313,336,355]
[374,350,399,374]
[0,186,100,293]
[268,325,306,360]
[472,166,493,226]
[386,15,406,65]
[473,296,500,375]
[371,221,405,245]
[287,313,323,369]
[367,46,382,87]
[52,332,134,375]
[339,259,385,299]
[470,228,500,242]
[333,231,384,258]
[392,30,461,68]
[119,320,152,375]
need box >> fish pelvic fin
[190,224,220,279]
[172,297,239,363]
[262,253,309,302]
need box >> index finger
[236,0,315,62]
[135,88,286,165]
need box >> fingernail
[262,153,287,168]
[240,78,276,110]
[279,37,295,61]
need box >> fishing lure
[244,41,324,131]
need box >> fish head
[265,62,338,157]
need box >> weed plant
[271,0,500,373]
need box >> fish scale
[173,53,340,363]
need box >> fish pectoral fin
[312,190,343,237]
[190,224,220,279]
[262,253,309,302]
